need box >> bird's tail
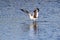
[20,9,29,14]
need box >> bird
[20,8,39,21]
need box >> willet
[20,8,39,21]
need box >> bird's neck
[34,11,38,18]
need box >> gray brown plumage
[20,8,39,21]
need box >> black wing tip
[20,9,29,13]
[20,9,24,11]
[33,8,39,12]
[36,8,39,12]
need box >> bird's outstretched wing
[20,9,29,14]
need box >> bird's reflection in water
[29,21,38,38]
[33,21,37,33]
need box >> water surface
[0,0,60,40]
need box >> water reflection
[29,21,38,38]
[21,21,38,39]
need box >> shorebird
[20,8,39,21]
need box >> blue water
[0,0,60,40]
